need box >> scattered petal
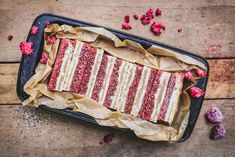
[211,124,225,140]
[40,52,48,64]
[195,68,207,77]
[155,8,162,16]
[122,22,132,30]
[189,86,205,98]
[7,35,13,41]
[19,42,33,55]
[47,36,57,44]
[184,71,193,80]
[206,107,224,123]
[31,26,39,35]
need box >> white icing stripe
[150,72,171,123]
[63,41,84,91]
[55,41,74,91]
[118,63,136,112]
[85,48,104,98]
[110,61,129,109]
[164,73,183,124]
[131,67,151,116]
[99,56,115,104]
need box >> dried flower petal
[195,68,207,77]
[19,42,33,55]
[211,124,226,140]
[31,26,39,35]
[47,36,57,44]
[189,86,205,98]
[40,52,48,64]
[206,107,224,123]
[184,71,193,80]
[155,8,162,16]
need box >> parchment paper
[22,24,206,142]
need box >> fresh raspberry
[140,15,151,25]
[151,22,165,35]
[121,22,132,30]
[124,15,130,23]
[189,86,205,98]
[184,71,193,80]
[206,107,224,123]
[7,35,13,41]
[45,21,50,27]
[19,42,33,55]
[133,14,139,20]
[195,68,207,77]
[31,26,39,35]
[155,8,162,16]
[40,51,48,64]
[146,8,154,20]
[47,36,57,44]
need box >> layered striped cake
[48,39,184,125]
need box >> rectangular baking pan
[17,13,209,142]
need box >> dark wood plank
[0,99,234,157]
[0,0,234,62]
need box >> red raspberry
[124,15,130,23]
[7,35,13,41]
[121,22,132,30]
[133,14,139,20]
[146,8,154,20]
[151,22,165,35]
[155,8,162,16]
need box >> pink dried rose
[211,124,226,140]
[189,86,205,98]
[47,36,56,44]
[31,25,39,35]
[133,14,139,20]
[19,42,33,55]
[195,68,207,77]
[155,8,162,16]
[7,35,13,41]
[40,52,48,64]
[45,21,50,27]
[184,71,193,80]
[151,22,165,35]
[124,15,130,23]
[206,107,224,123]
[122,22,132,30]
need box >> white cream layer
[85,48,104,98]
[131,66,151,116]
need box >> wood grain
[0,0,234,62]
[0,59,234,104]
[0,99,234,157]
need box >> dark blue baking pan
[16,13,209,142]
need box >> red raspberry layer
[78,46,97,95]
[157,73,176,121]
[48,39,69,91]
[103,59,122,108]
[138,70,162,120]
[70,43,92,93]
[91,54,108,102]
[124,65,143,114]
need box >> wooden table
[0,0,234,156]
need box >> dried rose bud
[189,86,205,98]
[124,15,130,23]
[206,107,224,123]
[133,14,139,20]
[195,68,207,77]
[40,52,48,64]
[211,124,225,140]
[19,42,33,55]
[155,8,162,16]
[121,22,132,30]
[47,36,57,44]
[184,71,193,80]
[31,26,39,35]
